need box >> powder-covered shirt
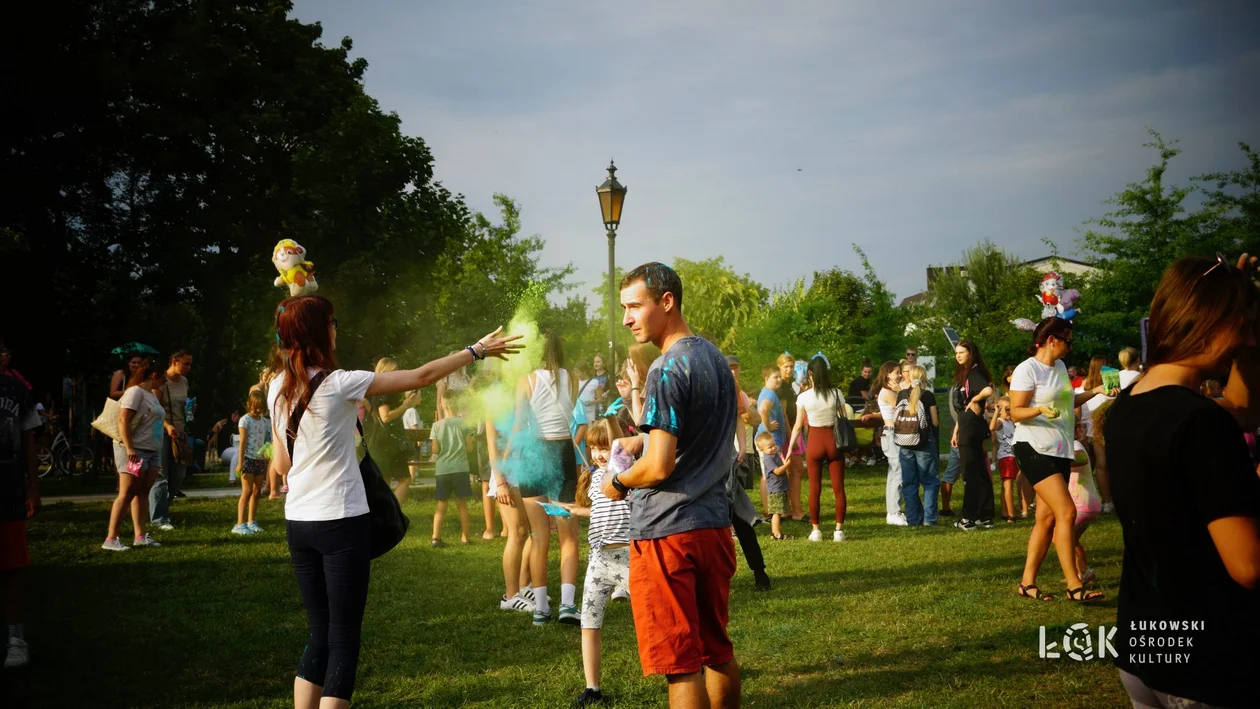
[431,416,471,476]
[1009,357,1075,459]
[629,336,735,541]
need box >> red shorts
[0,521,30,571]
[998,456,1019,480]
[629,527,737,676]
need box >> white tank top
[529,369,572,438]
[877,387,897,424]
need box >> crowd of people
[2,254,1258,709]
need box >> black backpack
[287,372,409,558]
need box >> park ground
[7,463,1128,708]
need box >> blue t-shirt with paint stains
[630,336,736,541]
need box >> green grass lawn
[8,464,1128,708]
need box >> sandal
[770,533,794,541]
[1066,587,1104,602]
[1017,583,1053,601]
[1002,515,1017,523]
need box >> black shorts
[517,438,578,503]
[435,473,473,501]
[1012,442,1071,486]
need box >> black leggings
[958,412,994,522]
[287,514,372,700]
[730,512,765,574]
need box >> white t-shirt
[795,388,842,428]
[995,419,1015,459]
[120,386,165,452]
[1118,369,1140,391]
[402,407,420,430]
[1009,357,1075,459]
[268,369,374,522]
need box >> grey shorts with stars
[581,546,630,630]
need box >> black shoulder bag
[831,393,858,452]
[287,372,410,559]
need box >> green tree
[1195,142,1260,256]
[672,257,769,352]
[915,240,1041,375]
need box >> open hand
[477,327,525,361]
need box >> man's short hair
[761,364,778,380]
[620,262,683,311]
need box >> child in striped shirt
[559,418,630,708]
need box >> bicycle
[36,425,92,479]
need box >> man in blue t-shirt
[602,262,740,708]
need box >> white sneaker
[808,529,823,542]
[1101,502,1115,514]
[499,593,534,612]
[833,530,846,542]
[156,523,175,532]
[133,534,161,548]
[886,513,909,527]
[101,538,130,552]
[4,638,29,668]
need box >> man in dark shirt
[849,362,874,400]
[603,262,740,708]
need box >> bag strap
[286,371,329,461]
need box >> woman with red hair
[267,295,521,708]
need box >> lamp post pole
[596,160,627,377]
[607,227,617,376]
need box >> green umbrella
[111,342,160,356]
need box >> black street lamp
[596,159,627,379]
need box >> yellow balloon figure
[272,239,318,297]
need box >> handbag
[91,397,124,443]
[288,372,410,559]
[831,396,857,452]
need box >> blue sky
[292,0,1259,301]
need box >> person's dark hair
[1028,317,1074,357]
[952,340,991,387]
[128,358,162,387]
[1002,365,1015,388]
[872,360,900,396]
[619,262,683,311]
[807,357,838,404]
[274,295,339,412]
[168,347,193,365]
[1146,256,1259,368]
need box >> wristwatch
[610,473,629,495]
